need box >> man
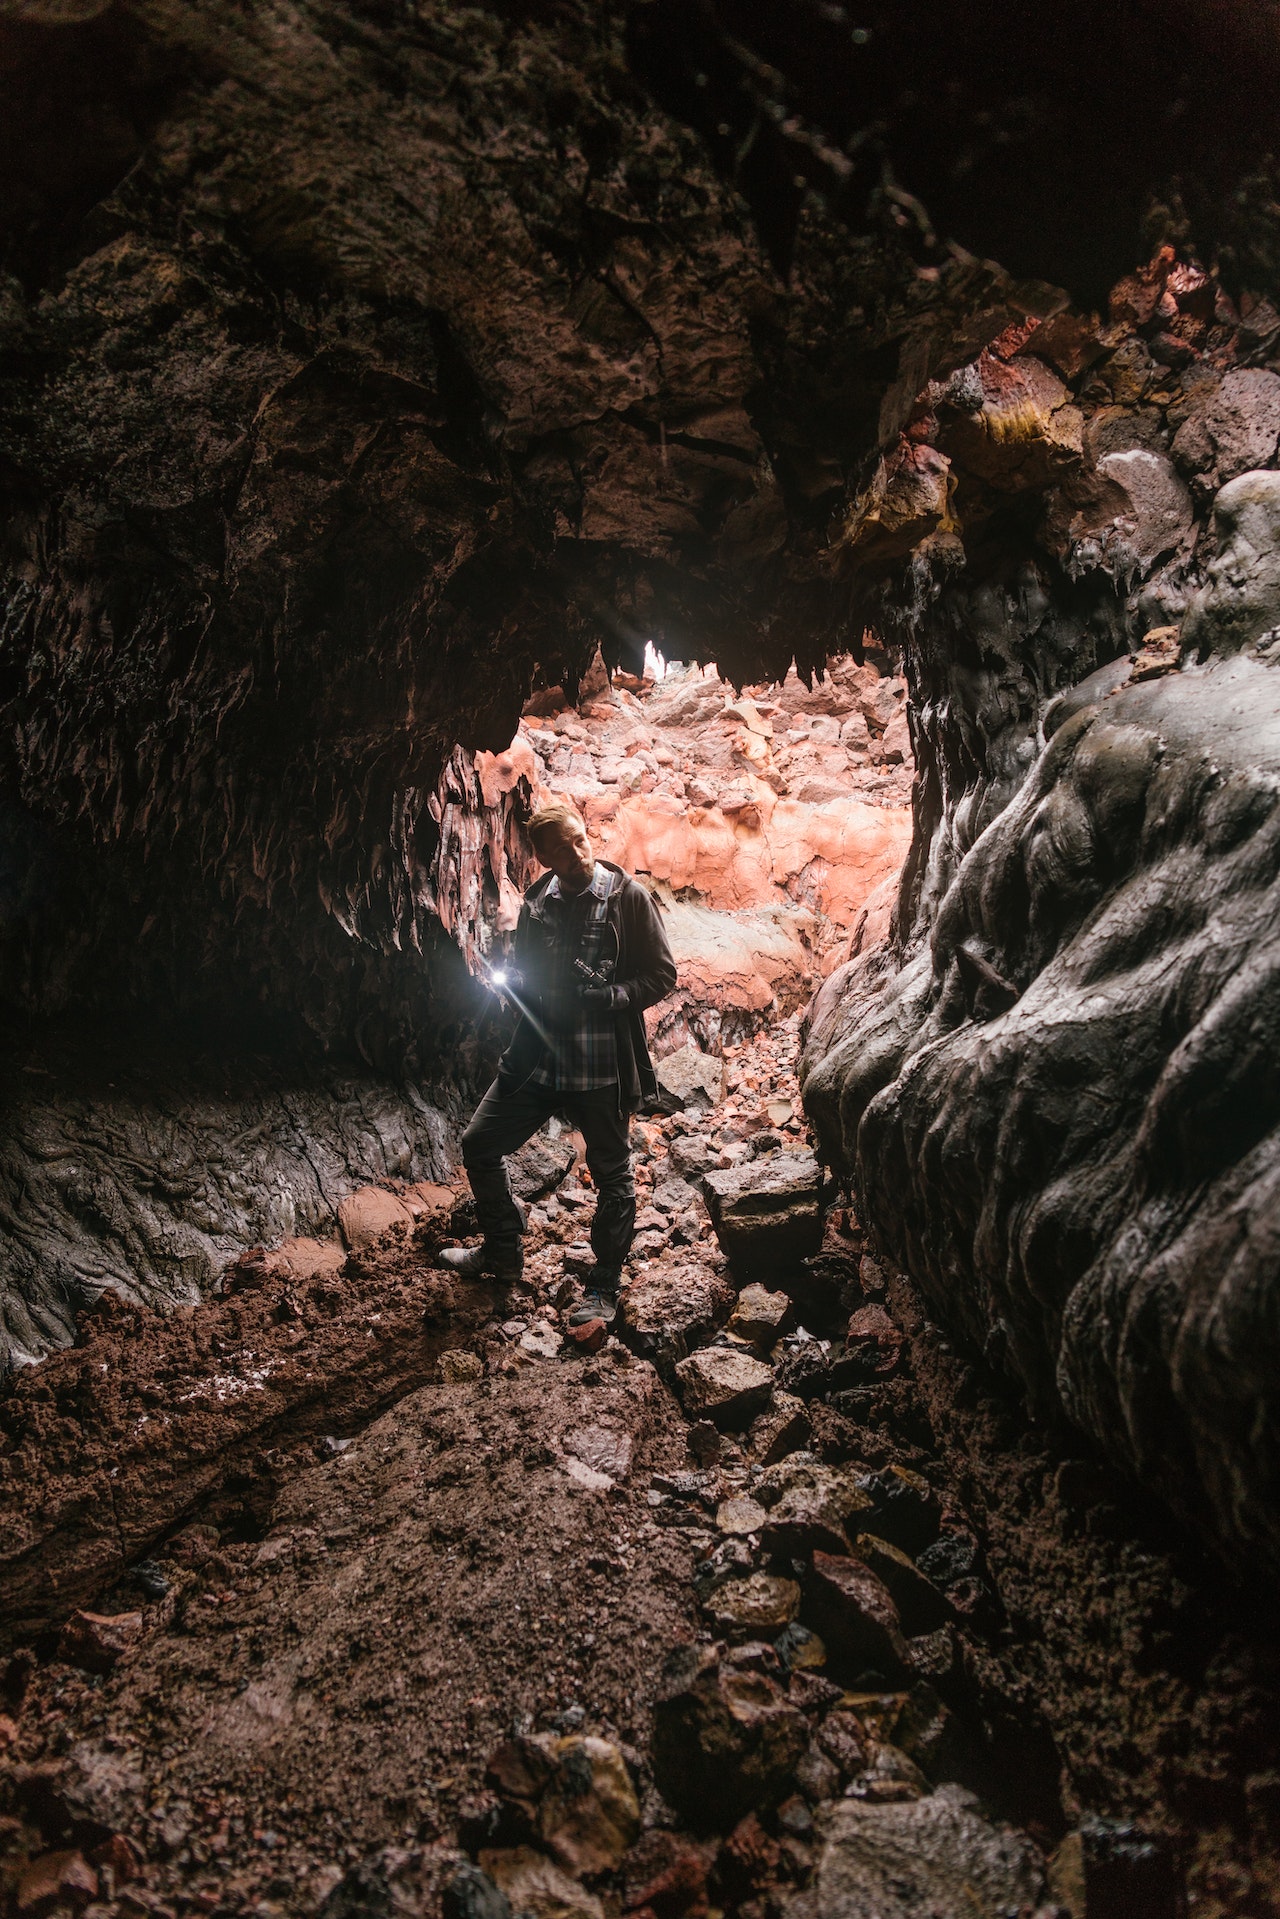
[439,804,677,1326]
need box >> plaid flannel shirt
[525,862,624,1094]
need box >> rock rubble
[2,1015,1278,1916]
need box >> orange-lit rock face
[471,654,913,1038]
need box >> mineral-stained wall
[801,258,1280,1577]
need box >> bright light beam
[479,959,555,1050]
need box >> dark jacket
[498,861,677,1109]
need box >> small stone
[656,1043,726,1108]
[440,1349,484,1383]
[892,1683,962,1783]
[16,1850,98,1915]
[705,1574,801,1637]
[915,1531,979,1588]
[775,1622,827,1672]
[479,1846,603,1919]
[746,1392,811,1464]
[757,1459,873,1556]
[562,1243,597,1277]
[668,1135,717,1179]
[519,1324,564,1360]
[89,1835,140,1887]
[130,1561,170,1601]
[858,1255,887,1295]
[795,1743,842,1805]
[728,1283,793,1351]
[57,1610,144,1675]
[817,1709,869,1780]
[853,1536,949,1634]
[652,1643,809,1828]
[652,1176,700,1216]
[566,1319,607,1355]
[0,1713,19,1749]
[700,1152,823,1275]
[674,1347,774,1431]
[802,1784,1046,1917]
[336,1186,414,1250]
[904,1628,957,1685]
[443,1863,511,1919]
[563,1425,634,1482]
[716,1495,768,1536]
[841,1303,903,1379]
[805,1552,908,1675]
[843,1741,929,1804]
[561,1456,614,1493]
[537,1735,641,1876]
[777,1794,813,1837]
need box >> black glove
[580,983,623,1012]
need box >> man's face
[532,818,595,891]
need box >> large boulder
[786,1785,1045,1919]
[700,1153,824,1277]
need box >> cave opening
[3,2,1280,1915]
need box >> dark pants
[461,1078,636,1271]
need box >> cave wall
[800,260,1280,1576]
[4,0,1184,1049]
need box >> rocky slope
[4,1021,1280,1919]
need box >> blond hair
[526,802,586,843]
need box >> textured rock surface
[700,1153,824,1277]
[790,1785,1045,1919]
[801,263,1280,1572]
[0,1035,458,1369]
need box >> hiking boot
[438,1238,524,1282]
[568,1274,621,1327]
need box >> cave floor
[3,1023,1280,1919]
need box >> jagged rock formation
[801,268,1280,1576]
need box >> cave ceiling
[1,0,1278,1040]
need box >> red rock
[844,1302,903,1377]
[623,1845,708,1919]
[567,1318,607,1355]
[57,1610,144,1674]
[90,1833,140,1886]
[804,1552,908,1675]
[16,1850,98,1915]
[0,1712,18,1750]
[401,1180,457,1218]
[336,1186,414,1250]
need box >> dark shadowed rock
[803,1552,908,1676]
[651,1643,809,1828]
[852,1536,949,1635]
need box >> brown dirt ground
[4,1048,1280,1919]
